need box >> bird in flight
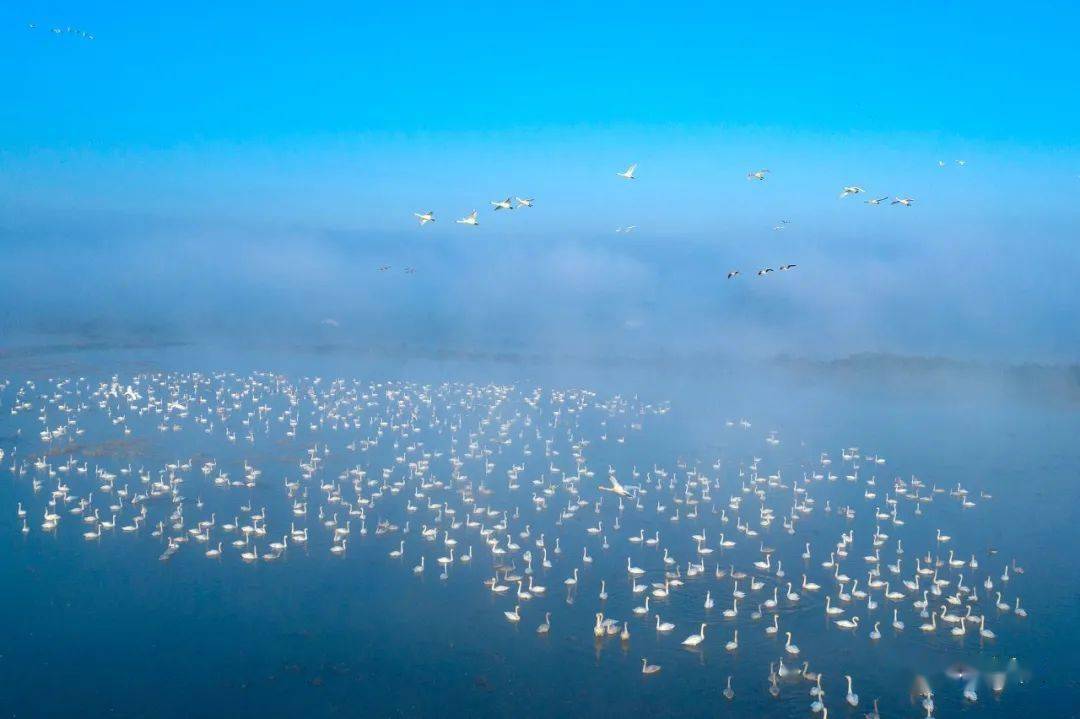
[892,197,915,206]
[404,267,416,274]
[598,475,631,497]
[491,198,513,210]
[956,159,967,166]
[757,268,774,276]
[456,210,480,226]
[727,271,740,279]
[779,264,797,271]
[839,186,865,198]
[865,196,888,205]
[616,225,637,234]
[378,265,391,272]
[413,210,435,226]
[616,164,638,180]
[747,169,770,181]
[515,197,534,208]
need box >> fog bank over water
[1,211,1077,365]
[1,338,1076,416]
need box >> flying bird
[515,197,534,208]
[727,271,740,279]
[616,164,638,180]
[757,268,774,276]
[491,198,513,210]
[377,265,391,272]
[413,211,435,226]
[892,197,915,206]
[404,267,416,274]
[839,186,865,198]
[598,475,631,497]
[456,210,480,226]
[616,225,637,234]
[865,196,888,205]
[779,264,797,271]
[747,169,770,181]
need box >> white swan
[681,623,706,647]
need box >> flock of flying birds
[727,265,797,280]
[413,196,536,229]
[838,186,914,205]
[22,17,952,281]
[394,159,957,278]
[22,19,963,279]
[26,22,94,40]
[3,373,1030,718]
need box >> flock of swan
[3,373,1029,717]
[26,23,95,40]
[408,196,535,229]
[403,159,943,283]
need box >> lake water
[0,344,1076,718]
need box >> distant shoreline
[0,338,1076,401]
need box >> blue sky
[1,1,1078,360]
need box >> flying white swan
[598,475,630,497]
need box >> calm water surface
[0,346,1076,718]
